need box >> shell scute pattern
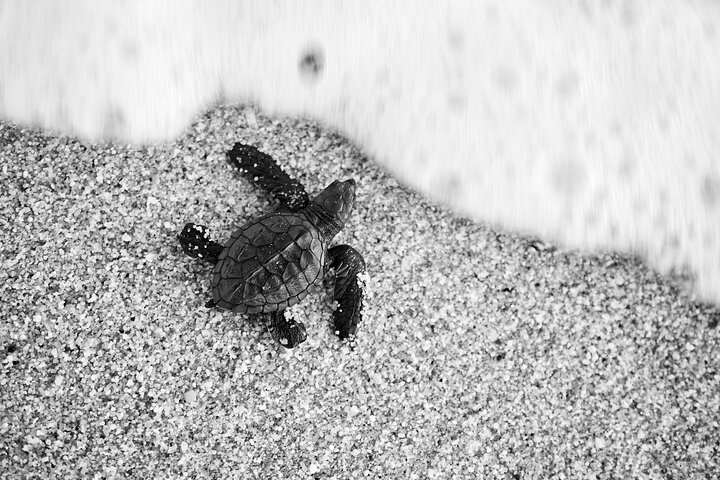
[211,212,326,313]
[265,274,284,292]
[232,244,257,263]
[265,255,288,276]
[300,249,315,270]
[257,244,276,259]
[281,261,303,283]
[272,232,294,248]
[242,223,269,245]
[263,215,291,233]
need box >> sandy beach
[1,105,719,479]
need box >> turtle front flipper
[328,245,366,340]
[178,223,224,263]
[226,143,309,211]
[267,310,308,348]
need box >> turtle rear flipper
[178,223,224,263]
[227,143,309,211]
[267,310,308,348]
[328,245,365,339]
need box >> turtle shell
[210,212,327,313]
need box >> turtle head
[312,179,356,225]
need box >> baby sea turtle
[178,143,365,348]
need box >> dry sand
[1,105,719,478]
